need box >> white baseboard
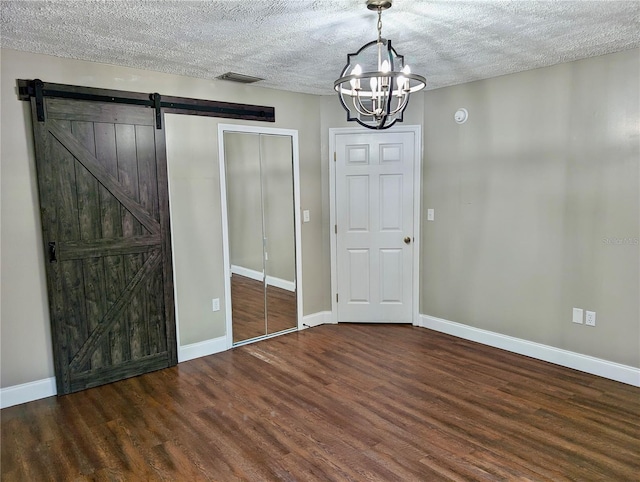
[266,275,295,292]
[302,311,333,329]
[231,265,295,292]
[1,377,57,409]
[419,314,640,387]
[1,337,228,408]
[231,265,263,282]
[178,336,228,363]
[8,315,632,409]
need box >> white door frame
[329,125,422,325]
[218,124,304,349]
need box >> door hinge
[334,152,336,162]
[334,224,337,234]
[336,293,339,303]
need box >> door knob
[404,236,411,244]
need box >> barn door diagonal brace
[48,120,162,234]
[67,250,162,372]
[17,79,276,128]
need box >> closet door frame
[218,124,303,349]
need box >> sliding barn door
[31,96,177,395]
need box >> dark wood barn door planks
[31,96,177,395]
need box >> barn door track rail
[17,79,276,128]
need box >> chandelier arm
[371,83,380,114]
[342,89,367,117]
[389,92,409,115]
[353,92,376,117]
[358,97,376,117]
[351,97,370,117]
[387,91,399,115]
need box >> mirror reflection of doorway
[222,130,298,345]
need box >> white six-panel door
[335,131,415,323]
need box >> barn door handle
[48,241,57,263]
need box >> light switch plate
[427,209,435,221]
[572,307,583,324]
[212,298,220,312]
[303,210,310,223]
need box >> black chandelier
[334,0,426,130]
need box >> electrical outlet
[585,310,596,326]
[572,308,583,324]
[212,298,220,312]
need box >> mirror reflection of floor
[266,283,297,335]
[231,274,296,344]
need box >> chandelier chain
[377,8,383,43]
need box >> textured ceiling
[1,1,639,95]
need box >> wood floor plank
[2,324,639,481]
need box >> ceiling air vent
[215,72,263,84]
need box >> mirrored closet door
[223,131,298,344]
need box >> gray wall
[421,49,639,367]
[163,116,238,345]
[1,45,637,390]
[0,48,325,386]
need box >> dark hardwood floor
[232,274,296,343]
[231,274,266,343]
[266,284,297,336]
[2,324,639,481]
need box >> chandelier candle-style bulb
[350,64,362,91]
[334,0,426,129]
